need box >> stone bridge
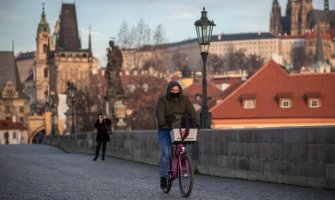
[0,144,334,200]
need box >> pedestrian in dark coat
[93,113,112,161]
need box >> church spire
[270,0,282,36]
[325,0,329,12]
[88,26,92,55]
[37,2,50,34]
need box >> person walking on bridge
[93,113,111,161]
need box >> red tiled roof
[0,120,28,130]
[210,76,242,85]
[210,60,335,119]
[183,81,222,103]
[304,31,332,40]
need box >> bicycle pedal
[183,173,189,178]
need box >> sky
[0,0,329,66]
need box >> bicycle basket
[170,128,198,143]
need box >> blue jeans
[158,129,172,177]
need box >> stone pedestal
[105,96,128,130]
[114,101,127,130]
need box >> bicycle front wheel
[162,170,173,193]
[178,154,193,197]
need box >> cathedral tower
[270,0,282,36]
[290,0,313,35]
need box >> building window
[305,93,321,108]
[5,106,10,113]
[19,106,24,113]
[43,44,48,53]
[243,99,256,109]
[308,98,321,108]
[20,117,24,124]
[13,132,16,139]
[44,67,48,78]
[241,94,256,109]
[277,94,293,109]
[281,99,291,108]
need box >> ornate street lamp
[49,92,55,135]
[67,82,77,134]
[194,7,215,129]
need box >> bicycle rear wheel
[178,154,193,197]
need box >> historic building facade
[210,60,335,129]
[34,3,98,109]
[121,33,281,72]
[25,3,99,134]
[0,52,30,126]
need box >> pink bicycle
[162,128,197,197]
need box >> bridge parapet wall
[46,126,335,189]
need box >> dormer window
[305,93,321,108]
[308,98,321,108]
[280,99,292,108]
[240,94,256,109]
[277,93,293,109]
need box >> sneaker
[160,177,167,189]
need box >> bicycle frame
[170,143,190,179]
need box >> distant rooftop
[16,51,35,61]
[173,32,276,46]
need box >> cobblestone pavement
[0,145,334,200]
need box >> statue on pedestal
[104,40,128,130]
[105,40,125,97]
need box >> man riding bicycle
[156,81,199,190]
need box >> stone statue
[105,40,124,97]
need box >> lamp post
[49,92,55,135]
[194,7,215,129]
[68,82,77,134]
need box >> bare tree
[117,19,131,49]
[123,75,167,130]
[291,46,305,71]
[133,17,151,48]
[223,47,264,74]
[75,73,107,132]
[207,54,225,74]
[171,51,188,71]
[245,54,265,74]
[153,24,166,45]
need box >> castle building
[121,33,280,72]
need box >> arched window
[43,44,48,53]
[44,67,48,78]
